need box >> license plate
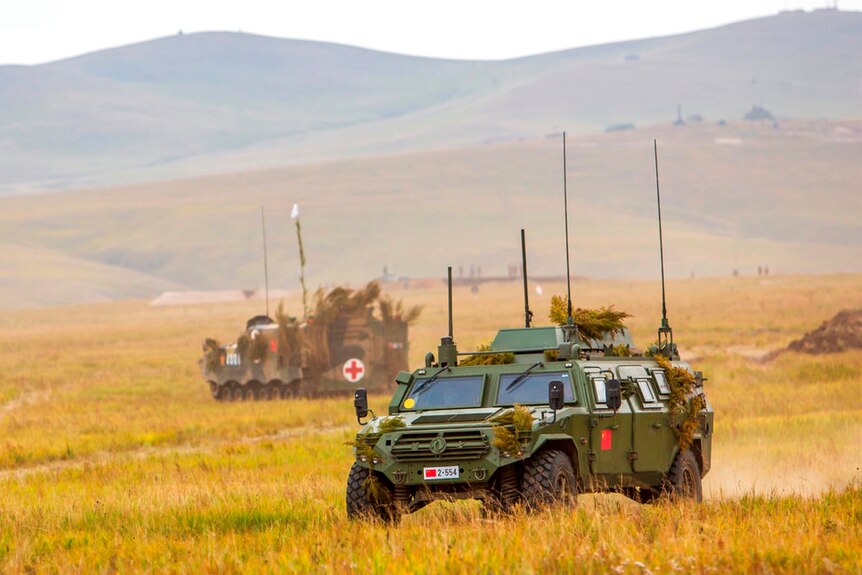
[423,466,459,480]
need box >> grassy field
[1,273,861,572]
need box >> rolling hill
[1,8,861,193]
[1,119,860,307]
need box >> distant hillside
[1,120,860,307]
[1,9,861,193]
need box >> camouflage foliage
[377,416,406,433]
[459,344,515,366]
[548,297,632,341]
[491,404,533,457]
[654,354,704,451]
[202,338,221,371]
[275,302,303,366]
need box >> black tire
[665,449,703,502]
[250,385,262,401]
[484,465,521,516]
[209,382,221,400]
[346,463,397,522]
[224,385,236,402]
[522,449,577,510]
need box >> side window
[652,370,671,395]
[584,366,609,408]
[636,378,662,409]
[592,377,608,405]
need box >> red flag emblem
[600,429,613,451]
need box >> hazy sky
[2,0,860,65]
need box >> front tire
[346,463,398,522]
[522,449,577,510]
[665,449,702,502]
[484,465,521,516]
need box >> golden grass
[0,273,861,572]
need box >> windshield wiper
[505,361,544,392]
[412,366,451,396]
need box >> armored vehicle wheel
[346,463,398,522]
[208,382,220,400]
[484,465,521,515]
[522,449,577,510]
[262,384,277,400]
[665,449,702,502]
[249,383,263,401]
[223,385,237,402]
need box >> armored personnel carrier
[201,282,420,400]
[345,140,713,519]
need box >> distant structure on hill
[744,105,775,121]
[674,105,686,126]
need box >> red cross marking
[343,358,365,382]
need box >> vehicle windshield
[497,371,575,405]
[402,375,485,411]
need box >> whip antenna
[447,266,454,339]
[521,229,532,328]
[653,140,673,351]
[260,205,270,317]
[562,132,576,340]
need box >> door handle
[651,422,663,429]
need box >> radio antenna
[562,132,576,340]
[447,266,454,339]
[653,140,673,352]
[521,229,533,328]
[260,205,270,317]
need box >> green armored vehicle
[201,282,419,400]
[347,315,712,519]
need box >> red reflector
[269,340,278,353]
[600,429,613,451]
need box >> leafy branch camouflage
[654,354,705,451]
[491,404,533,457]
[459,344,515,366]
[548,296,632,341]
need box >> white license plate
[423,466,459,480]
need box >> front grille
[391,429,489,462]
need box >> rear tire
[664,449,702,502]
[522,449,577,510]
[346,463,398,522]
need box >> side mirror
[548,380,564,423]
[548,380,565,411]
[354,388,369,424]
[606,379,622,412]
